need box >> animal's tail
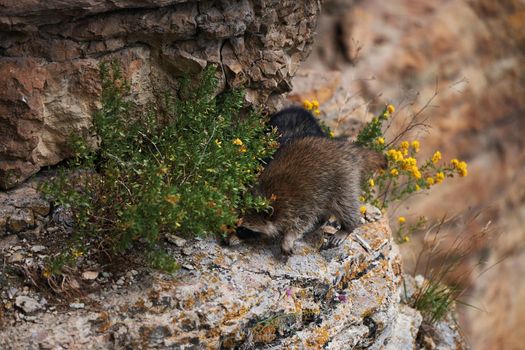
[358,147,388,174]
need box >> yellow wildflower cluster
[362,136,470,212]
[303,99,321,116]
[386,149,404,162]
[357,103,471,240]
[451,159,468,177]
[386,145,421,179]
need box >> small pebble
[69,303,85,309]
[30,245,46,253]
[165,234,186,247]
[8,252,24,263]
[82,271,99,280]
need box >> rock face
[0,0,321,189]
[0,178,51,236]
[0,217,465,349]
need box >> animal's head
[239,212,279,238]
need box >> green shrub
[41,62,276,273]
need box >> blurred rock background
[289,1,525,349]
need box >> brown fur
[241,137,386,255]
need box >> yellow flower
[239,145,247,153]
[376,137,385,145]
[398,216,406,224]
[390,168,399,177]
[415,184,421,191]
[313,109,321,116]
[432,150,441,164]
[411,140,420,152]
[457,161,468,177]
[387,149,404,162]
[329,130,335,138]
[359,196,365,202]
[165,194,180,205]
[435,172,445,183]
[426,177,435,186]
[451,158,459,167]
[368,179,375,187]
[403,236,410,243]
[71,249,83,258]
[43,269,51,278]
[303,100,313,110]
[360,206,367,214]
[411,167,421,179]
[401,157,417,170]
[387,104,395,114]
[232,138,243,146]
[400,141,409,149]
[311,99,320,109]
[215,139,222,147]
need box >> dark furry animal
[232,106,326,240]
[269,106,325,145]
[240,137,386,255]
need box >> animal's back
[269,107,325,145]
[258,137,362,215]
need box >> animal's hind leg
[325,193,361,248]
[281,218,317,255]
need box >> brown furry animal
[240,137,386,255]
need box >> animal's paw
[281,241,296,256]
[321,231,349,250]
[363,204,382,222]
[225,233,241,246]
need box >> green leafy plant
[41,61,277,274]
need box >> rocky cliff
[0,0,321,189]
[0,206,465,349]
[293,1,525,349]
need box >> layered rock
[0,0,321,189]
[0,216,465,349]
